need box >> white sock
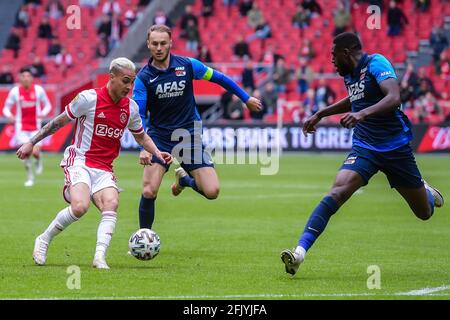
[95,211,117,257]
[24,159,33,181]
[294,246,306,258]
[40,207,79,243]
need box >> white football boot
[424,181,444,208]
[93,253,110,269]
[24,179,34,187]
[33,236,49,266]
[280,248,304,276]
[171,167,188,196]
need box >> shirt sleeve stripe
[129,127,144,134]
[203,67,213,80]
[65,105,76,120]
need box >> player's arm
[132,131,172,165]
[189,58,262,112]
[2,88,17,123]
[16,111,71,159]
[37,86,52,118]
[303,97,351,136]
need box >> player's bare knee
[103,197,119,211]
[142,186,158,199]
[204,186,219,200]
[71,202,89,217]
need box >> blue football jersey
[132,55,211,137]
[344,53,412,151]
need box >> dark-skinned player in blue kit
[281,32,444,276]
[132,24,262,230]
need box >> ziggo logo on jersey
[95,124,124,138]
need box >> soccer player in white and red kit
[3,68,52,186]
[17,58,172,269]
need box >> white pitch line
[395,285,450,296]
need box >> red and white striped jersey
[61,86,144,172]
[2,84,52,132]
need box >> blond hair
[109,57,136,74]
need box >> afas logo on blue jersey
[155,81,186,99]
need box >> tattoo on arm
[30,112,71,145]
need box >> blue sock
[179,175,204,196]
[426,189,435,216]
[139,195,155,229]
[298,196,340,252]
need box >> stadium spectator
[185,19,200,53]
[29,56,47,79]
[302,0,323,17]
[79,0,99,12]
[387,0,408,37]
[109,12,124,50]
[4,67,52,187]
[299,38,315,61]
[315,78,336,109]
[247,3,263,29]
[197,45,213,63]
[400,63,418,108]
[260,44,283,66]
[97,15,112,40]
[437,50,449,80]
[233,34,251,59]
[153,9,173,27]
[5,29,21,58]
[123,6,138,28]
[246,18,272,49]
[416,92,443,123]
[272,58,291,93]
[47,38,62,57]
[333,1,352,36]
[201,0,215,27]
[261,82,278,115]
[414,0,430,12]
[429,26,449,74]
[296,56,314,94]
[102,0,121,16]
[415,68,435,98]
[95,37,110,58]
[223,94,245,120]
[179,5,198,39]
[17,58,171,269]
[14,5,30,36]
[55,48,73,75]
[38,16,54,39]
[0,65,15,85]
[292,4,310,33]
[241,60,255,92]
[303,88,317,116]
[239,0,253,17]
[46,0,64,20]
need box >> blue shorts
[340,144,424,189]
[148,131,214,172]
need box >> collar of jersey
[351,53,369,78]
[148,54,177,73]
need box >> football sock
[41,207,79,243]
[24,158,33,181]
[426,188,435,216]
[298,196,340,252]
[179,175,205,196]
[139,195,155,229]
[95,211,117,257]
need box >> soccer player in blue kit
[133,25,262,229]
[281,32,445,276]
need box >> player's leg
[186,167,220,199]
[33,182,90,265]
[92,186,120,269]
[17,131,34,186]
[32,144,43,175]
[281,148,378,275]
[383,145,444,220]
[139,163,166,229]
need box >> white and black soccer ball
[128,228,161,260]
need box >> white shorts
[62,165,118,203]
[15,130,42,147]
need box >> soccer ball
[128,228,161,260]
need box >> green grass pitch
[0,152,449,299]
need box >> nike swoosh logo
[307,227,319,232]
[149,76,159,83]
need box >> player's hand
[139,150,152,166]
[340,112,365,129]
[16,142,33,159]
[155,151,173,165]
[302,114,321,136]
[245,97,262,112]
